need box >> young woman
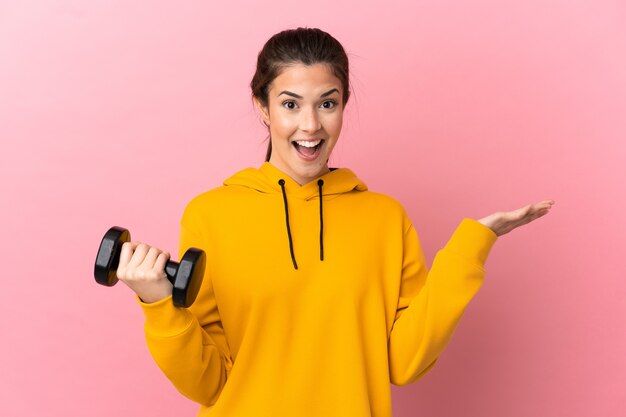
[116,28,555,416]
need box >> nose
[299,106,321,132]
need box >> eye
[321,100,337,109]
[282,100,297,110]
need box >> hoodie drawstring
[277,178,325,270]
[317,179,324,261]
[278,179,298,270]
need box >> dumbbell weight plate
[94,226,130,286]
[173,248,206,307]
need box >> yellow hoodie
[137,161,498,416]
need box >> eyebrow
[277,88,339,99]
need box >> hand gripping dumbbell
[94,226,206,307]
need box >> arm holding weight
[138,214,233,407]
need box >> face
[254,62,344,185]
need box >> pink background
[1,0,624,416]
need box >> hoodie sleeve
[388,217,498,386]
[137,207,233,406]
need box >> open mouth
[292,139,325,159]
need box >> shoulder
[180,185,232,220]
[353,190,412,230]
[358,190,407,215]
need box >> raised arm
[388,217,497,385]
[388,199,554,385]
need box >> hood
[223,162,368,270]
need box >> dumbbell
[94,226,206,307]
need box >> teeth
[295,139,322,147]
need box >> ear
[253,97,270,126]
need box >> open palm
[477,200,556,237]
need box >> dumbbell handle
[164,263,178,285]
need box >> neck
[267,161,330,186]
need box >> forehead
[270,63,342,94]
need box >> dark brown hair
[250,27,351,162]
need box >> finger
[538,208,550,217]
[528,208,549,223]
[141,246,161,269]
[529,204,544,215]
[154,252,171,277]
[128,242,150,268]
[516,207,543,225]
[529,202,551,214]
[117,242,134,272]
[507,205,551,232]
[536,200,555,209]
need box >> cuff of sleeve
[443,218,498,266]
[136,294,195,337]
